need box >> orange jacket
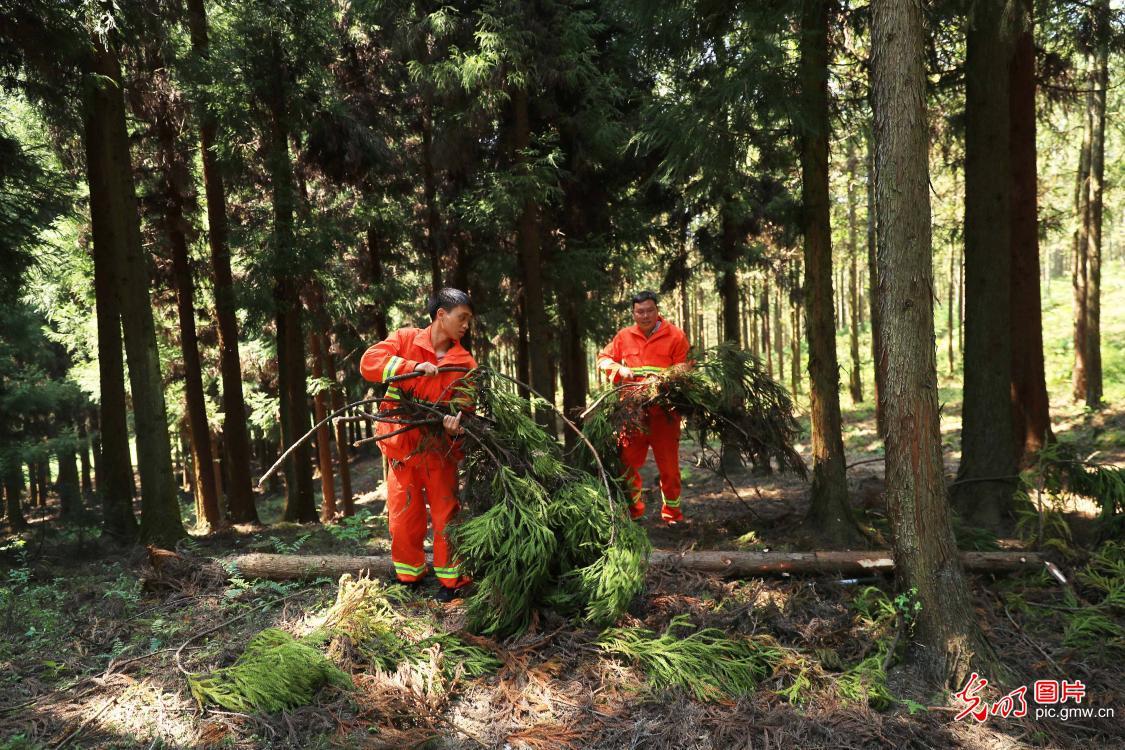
[597,316,691,383]
[359,323,477,461]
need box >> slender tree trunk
[865,129,885,437]
[872,0,995,688]
[36,461,48,507]
[2,463,25,530]
[186,0,258,525]
[309,329,337,522]
[265,42,316,524]
[1009,0,1053,463]
[952,0,1019,530]
[420,101,443,296]
[846,139,863,403]
[790,270,801,397]
[719,208,742,344]
[57,445,80,520]
[365,224,391,342]
[774,281,784,382]
[77,416,93,502]
[159,118,222,531]
[948,238,956,375]
[1072,74,1093,401]
[799,0,860,545]
[1084,30,1107,408]
[82,39,140,541]
[762,278,773,377]
[325,338,354,516]
[512,88,554,427]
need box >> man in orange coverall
[597,290,691,524]
[360,288,476,602]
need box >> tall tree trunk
[186,0,258,525]
[92,36,185,545]
[82,39,140,541]
[1072,74,1093,401]
[159,113,222,531]
[1009,0,1053,463]
[952,0,1019,530]
[846,139,863,403]
[421,102,443,296]
[1084,25,1108,408]
[309,329,337,522]
[762,278,773,377]
[871,0,995,688]
[265,41,316,524]
[865,129,885,437]
[719,208,742,344]
[799,0,860,545]
[774,281,784,382]
[512,88,553,426]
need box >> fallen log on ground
[219,549,1044,581]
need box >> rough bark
[1072,76,1092,401]
[799,0,860,545]
[77,416,93,501]
[221,550,1043,582]
[1084,35,1107,408]
[1009,0,1053,463]
[186,0,258,525]
[159,111,222,531]
[872,0,996,687]
[952,0,1019,530]
[82,39,140,541]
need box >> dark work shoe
[387,575,421,593]
[434,585,468,603]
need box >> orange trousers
[386,453,465,587]
[621,407,683,522]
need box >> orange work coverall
[360,323,476,587]
[597,317,691,522]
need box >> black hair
[428,287,474,320]
[631,290,659,307]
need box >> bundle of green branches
[319,574,500,679]
[446,370,651,639]
[582,342,806,478]
[597,614,782,701]
[187,628,352,713]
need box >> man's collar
[634,316,666,339]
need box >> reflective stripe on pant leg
[424,459,464,587]
[387,458,427,581]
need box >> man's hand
[414,361,439,376]
[617,365,633,380]
[443,411,464,436]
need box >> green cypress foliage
[597,614,782,702]
[450,372,651,638]
[187,628,353,713]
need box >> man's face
[437,304,473,340]
[632,299,659,333]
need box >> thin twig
[174,590,308,676]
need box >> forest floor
[0,388,1122,750]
